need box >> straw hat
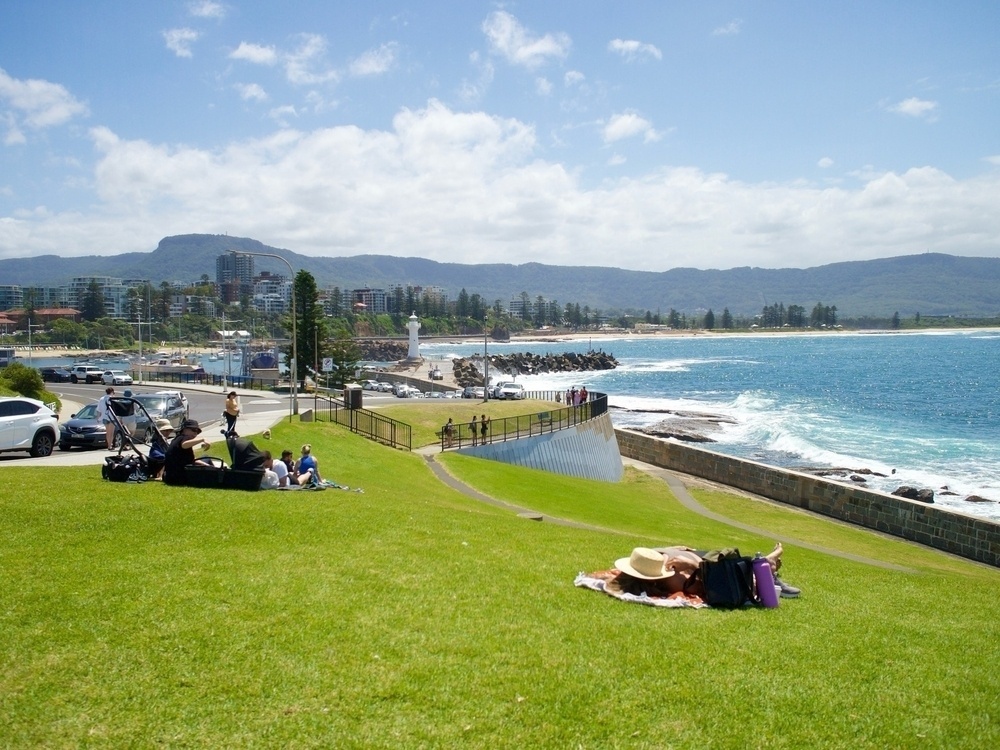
[614,547,675,580]
[155,418,175,435]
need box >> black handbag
[699,548,756,608]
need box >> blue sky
[1,1,999,271]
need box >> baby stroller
[101,395,168,483]
[184,435,266,491]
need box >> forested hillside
[1,234,998,318]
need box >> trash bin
[344,384,363,410]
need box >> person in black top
[163,419,212,486]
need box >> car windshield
[75,404,97,419]
[133,395,168,411]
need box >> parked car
[462,386,478,399]
[497,382,526,400]
[489,381,515,399]
[0,397,59,457]
[102,370,133,386]
[69,365,104,384]
[132,392,187,430]
[39,367,73,383]
[375,382,394,392]
[429,369,443,380]
[395,385,423,398]
[154,389,190,416]
[58,402,153,451]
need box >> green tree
[703,309,715,330]
[721,308,733,330]
[892,311,901,329]
[80,281,106,322]
[290,270,326,382]
[324,335,362,388]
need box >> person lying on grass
[605,544,798,600]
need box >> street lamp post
[229,251,298,414]
[483,314,489,403]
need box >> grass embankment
[3,419,999,748]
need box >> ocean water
[421,330,1000,522]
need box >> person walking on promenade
[470,415,478,446]
[480,414,490,444]
[223,391,240,437]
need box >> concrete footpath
[3,383,294,469]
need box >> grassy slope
[2,421,999,749]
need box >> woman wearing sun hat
[146,418,175,480]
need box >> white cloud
[482,11,570,69]
[230,42,278,66]
[888,97,938,119]
[564,70,585,87]
[4,104,1000,273]
[284,34,339,85]
[607,154,626,166]
[164,28,200,58]
[985,155,1000,166]
[602,111,660,144]
[535,77,553,96]
[712,20,743,36]
[188,1,226,19]
[607,39,662,62]
[235,83,267,102]
[350,43,398,77]
[818,157,834,168]
[0,68,88,136]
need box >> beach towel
[575,570,707,609]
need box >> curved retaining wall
[460,412,623,482]
[615,428,1000,568]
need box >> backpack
[699,548,756,608]
[102,454,148,483]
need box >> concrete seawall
[615,428,1000,568]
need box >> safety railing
[314,399,412,452]
[441,391,607,451]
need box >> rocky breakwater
[358,340,408,362]
[452,350,618,387]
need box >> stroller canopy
[227,436,267,471]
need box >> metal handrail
[317,399,412,451]
[442,391,607,450]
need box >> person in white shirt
[261,450,289,489]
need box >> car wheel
[30,432,55,458]
[135,427,151,444]
[112,431,124,450]
[71,375,79,383]
[58,442,72,451]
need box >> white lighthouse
[405,312,422,363]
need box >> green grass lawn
[374,398,559,446]
[3,421,999,748]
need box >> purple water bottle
[753,553,780,608]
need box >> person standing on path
[469,415,478,446]
[223,391,240,437]
[480,414,490,444]
[95,387,115,449]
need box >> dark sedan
[58,403,153,451]
[39,367,73,383]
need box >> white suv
[0,397,59,457]
[70,365,104,384]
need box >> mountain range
[2,234,999,318]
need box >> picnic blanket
[574,569,707,609]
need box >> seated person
[162,419,213,486]
[280,449,295,480]
[295,443,320,486]
[147,418,175,480]
[261,450,289,489]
